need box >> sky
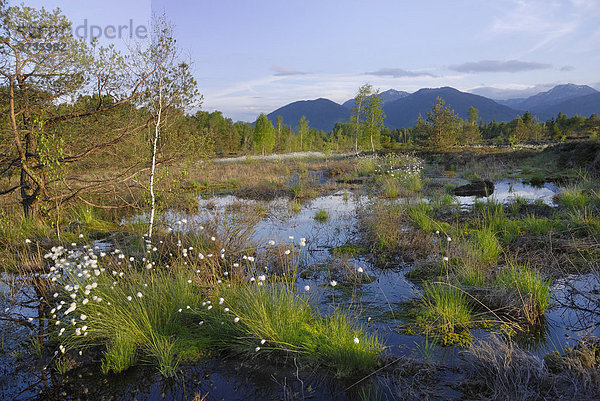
[14,0,600,121]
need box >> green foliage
[496,264,551,317]
[356,158,377,176]
[420,282,473,339]
[469,227,502,266]
[314,209,329,222]
[363,89,385,151]
[419,97,462,148]
[407,202,450,233]
[296,116,309,151]
[351,83,373,152]
[101,333,139,374]
[61,265,201,376]
[521,215,558,235]
[253,113,275,155]
[557,187,588,209]
[458,264,487,287]
[206,281,381,377]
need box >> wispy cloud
[272,65,308,76]
[450,60,552,73]
[560,65,575,71]
[489,0,580,55]
[365,67,436,78]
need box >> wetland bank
[1,143,599,400]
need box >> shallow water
[3,180,595,400]
[454,178,561,207]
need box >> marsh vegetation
[1,142,599,400]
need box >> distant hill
[342,89,410,109]
[534,92,600,120]
[383,87,519,129]
[263,84,599,132]
[266,98,350,132]
[501,84,598,113]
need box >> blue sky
[15,0,600,121]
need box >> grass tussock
[60,264,202,376]
[204,281,381,377]
[406,202,450,234]
[417,282,473,345]
[495,263,551,323]
[358,201,432,264]
[469,227,502,266]
[462,334,600,401]
[50,239,380,378]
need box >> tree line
[2,3,598,221]
[193,90,600,156]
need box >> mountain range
[265,84,600,132]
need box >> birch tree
[363,89,385,152]
[351,83,372,154]
[135,15,200,238]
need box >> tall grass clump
[556,187,588,210]
[356,157,377,176]
[204,280,381,377]
[567,207,600,236]
[407,202,449,233]
[418,282,472,344]
[314,209,329,222]
[495,263,551,324]
[469,227,502,266]
[381,176,401,198]
[521,214,558,236]
[479,202,520,243]
[458,263,487,287]
[54,256,202,376]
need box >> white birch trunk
[148,75,163,239]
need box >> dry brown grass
[357,200,434,266]
[462,334,600,400]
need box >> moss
[331,243,369,256]
[405,262,448,283]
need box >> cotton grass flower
[255,346,261,352]
[304,285,310,291]
[353,337,360,344]
[234,317,240,323]
[330,280,337,287]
